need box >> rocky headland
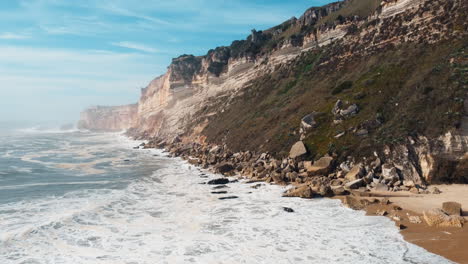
[79,0,468,261]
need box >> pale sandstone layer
[78,104,138,132]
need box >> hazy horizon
[0,0,332,124]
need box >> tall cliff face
[81,0,467,183]
[78,104,138,132]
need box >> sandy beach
[341,185,468,263]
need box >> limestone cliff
[81,0,467,183]
[78,104,138,132]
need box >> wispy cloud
[0,32,30,39]
[112,41,158,53]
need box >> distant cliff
[78,104,138,132]
[79,0,467,183]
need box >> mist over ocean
[0,127,452,263]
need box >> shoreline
[135,138,467,263]
[334,190,468,264]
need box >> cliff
[78,104,138,132]
[80,0,467,184]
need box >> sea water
[0,128,453,264]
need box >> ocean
[0,127,452,264]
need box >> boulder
[332,100,343,116]
[345,164,364,181]
[301,113,318,131]
[305,156,333,175]
[331,185,347,195]
[403,180,415,188]
[343,196,366,210]
[330,179,343,186]
[382,164,399,179]
[423,209,464,228]
[283,185,315,199]
[289,141,307,159]
[344,178,365,190]
[188,158,200,165]
[376,210,387,216]
[442,202,462,216]
[340,104,359,117]
[207,178,230,185]
[215,163,235,175]
[318,185,334,197]
[283,207,294,213]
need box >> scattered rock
[340,104,359,117]
[283,207,294,213]
[283,185,315,199]
[215,163,235,175]
[218,196,239,200]
[343,196,365,210]
[331,185,348,195]
[289,141,308,159]
[301,113,318,131]
[376,210,388,216]
[207,178,230,185]
[430,186,442,194]
[344,178,365,190]
[355,129,368,137]
[213,185,228,189]
[423,209,465,228]
[345,164,364,181]
[305,156,333,175]
[380,198,391,205]
[382,164,399,179]
[409,216,422,224]
[188,158,200,165]
[403,180,415,188]
[442,202,462,216]
[334,132,345,138]
[398,224,407,230]
[392,216,402,221]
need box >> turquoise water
[0,128,453,264]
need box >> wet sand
[337,185,468,264]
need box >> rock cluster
[142,132,444,201]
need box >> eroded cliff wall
[80,0,467,183]
[78,104,138,132]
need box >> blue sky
[0,0,333,124]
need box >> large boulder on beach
[283,185,315,198]
[343,196,366,210]
[305,156,333,175]
[289,141,307,159]
[423,209,465,228]
[442,202,462,216]
[215,163,235,175]
[345,164,364,181]
[344,178,365,190]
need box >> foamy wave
[0,155,452,264]
[17,126,80,134]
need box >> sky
[0,0,333,125]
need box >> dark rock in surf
[283,207,295,213]
[213,185,229,189]
[218,196,239,200]
[207,178,230,185]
